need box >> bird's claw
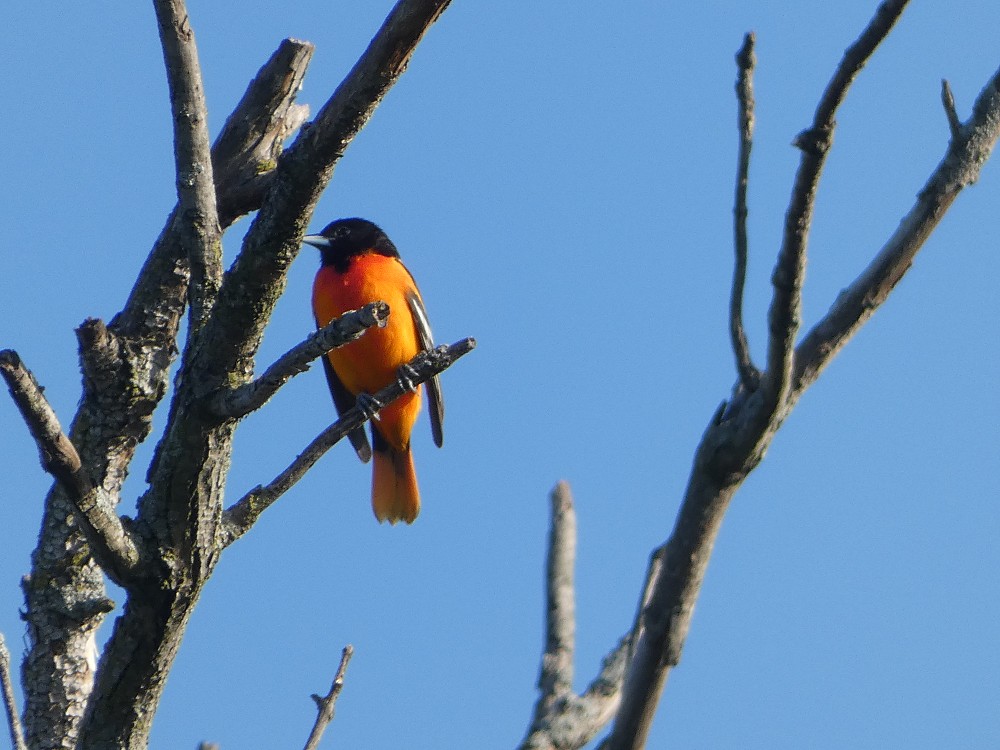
[355,392,382,421]
[396,363,420,393]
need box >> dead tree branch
[518,483,630,750]
[600,3,1000,749]
[153,0,222,330]
[609,5,911,746]
[209,302,390,419]
[791,63,1000,400]
[222,337,477,546]
[303,645,355,750]
[0,350,142,584]
[524,482,577,734]
[540,481,576,701]
[731,32,759,391]
[765,0,910,408]
[0,633,26,750]
[211,39,313,227]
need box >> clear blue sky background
[2,2,998,748]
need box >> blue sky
[2,2,998,748]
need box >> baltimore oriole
[303,218,443,524]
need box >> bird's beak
[302,234,331,249]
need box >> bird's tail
[371,444,420,524]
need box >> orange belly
[312,254,423,450]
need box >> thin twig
[765,0,910,407]
[152,0,222,330]
[731,32,759,391]
[540,482,577,700]
[209,303,389,419]
[0,350,142,584]
[221,337,476,545]
[941,79,962,141]
[0,633,26,750]
[304,645,354,750]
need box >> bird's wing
[321,352,373,463]
[407,290,444,448]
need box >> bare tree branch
[0,350,142,585]
[519,483,630,750]
[0,350,83,484]
[540,482,577,703]
[211,38,313,227]
[222,337,476,546]
[209,302,389,419]
[0,633,26,750]
[792,64,1000,400]
[303,645,354,750]
[765,0,909,406]
[941,79,962,141]
[152,0,222,330]
[730,32,759,391]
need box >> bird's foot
[396,363,420,393]
[355,392,383,421]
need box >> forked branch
[519,483,631,750]
[792,62,1000,398]
[303,645,355,750]
[602,4,999,749]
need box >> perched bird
[304,218,444,524]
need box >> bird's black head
[303,218,399,272]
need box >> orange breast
[313,253,424,450]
